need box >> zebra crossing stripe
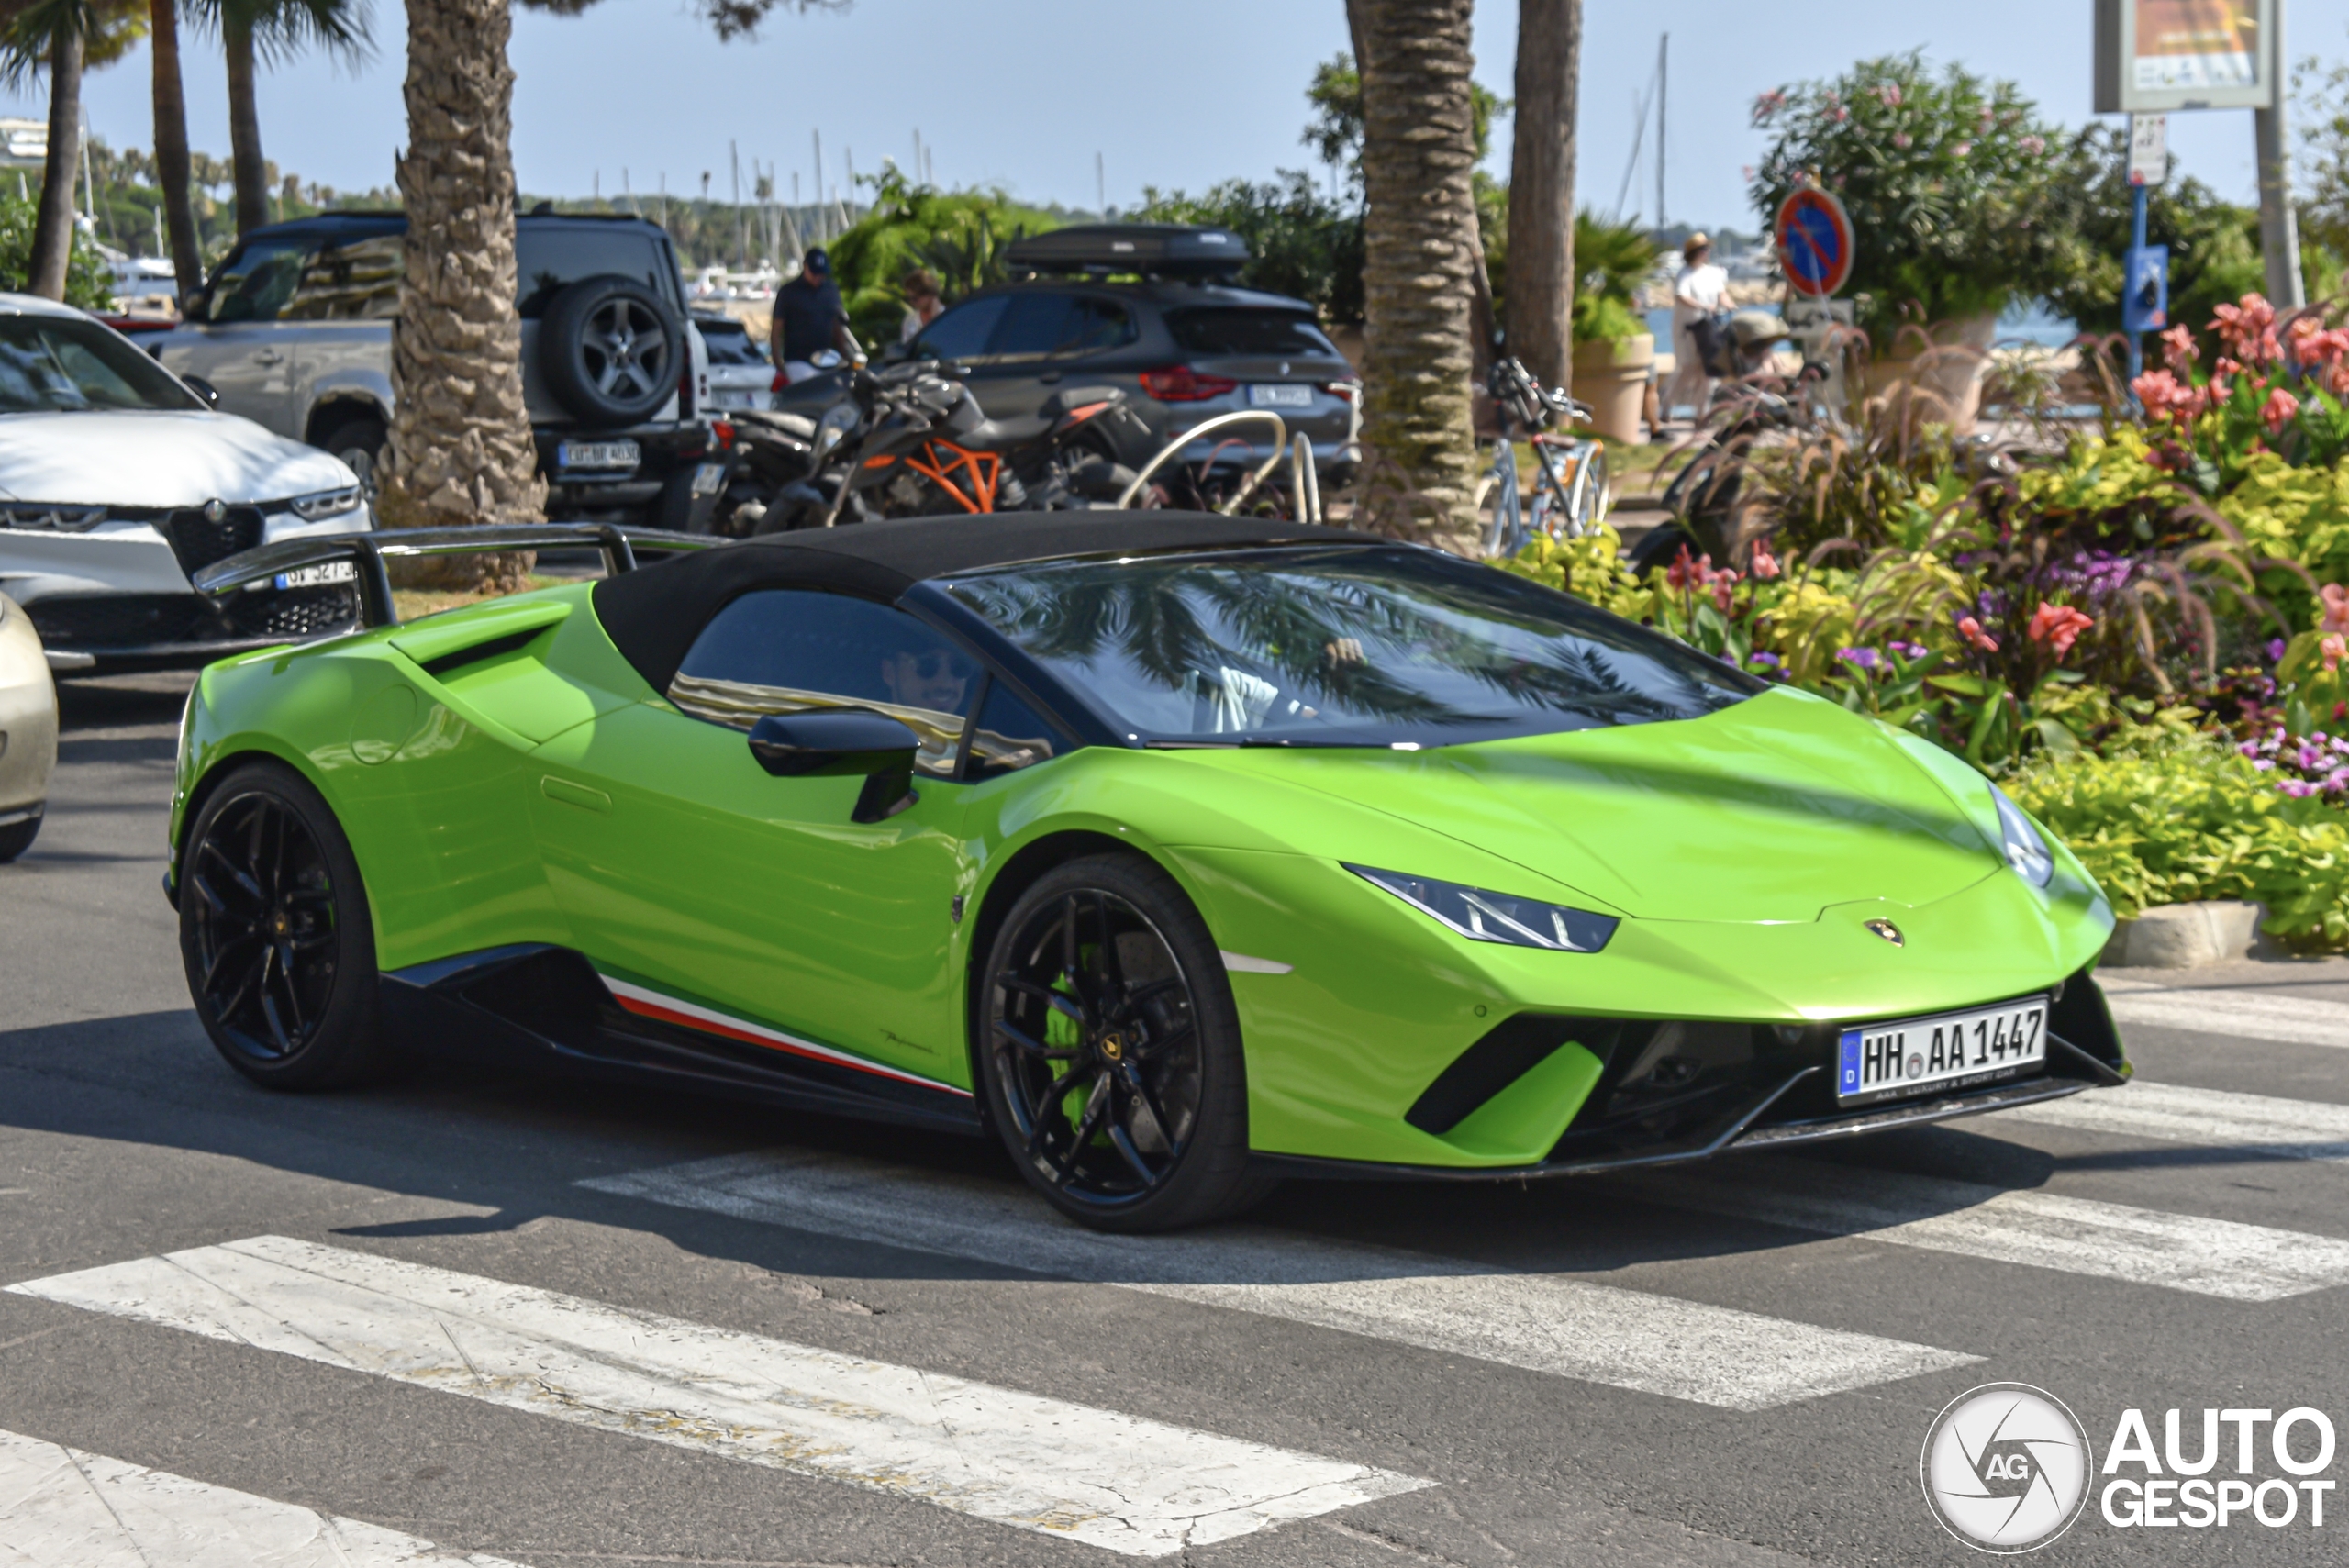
[4,1236,1427,1559]
[2098,984,2349,1050]
[1616,1156,2349,1301]
[578,1150,1980,1411]
[0,1425,528,1567]
[1995,1078,2349,1162]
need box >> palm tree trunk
[376,0,544,583]
[224,10,268,236]
[1505,0,1579,391]
[1354,0,1482,550]
[150,0,204,299]
[28,25,84,301]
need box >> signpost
[1775,187,1855,412]
[2123,113,2169,378]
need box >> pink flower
[1952,141,1972,157]
[1666,547,1703,591]
[1892,131,1912,149]
[1830,104,1850,124]
[2027,603,2095,659]
[2325,633,2349,673]
[2158,323,2197,369]
[2321,583,2349,635]
[1749,543,1782,581]
[1957,616,2000,654]
[2262,386,2300,436]
[2130,368,2204,421]
[2020,134,2045,155]
[1752,89,1787,125]
[1876,83,1903,107]
[1710,570,1742,614]
[2213,294,2281,366]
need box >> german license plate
[1246,384,1312,407]
[1835,995,2049,1106]
[689,462,727,496]
[273,561,356,590]
[558,439,640,472]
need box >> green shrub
[2007,739,2349,945]
[826,170,1062,350]
[0,193,112,309]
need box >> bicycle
[1475,356,1611,558]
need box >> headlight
[1987,783,2054,888]
[290,486,362,521]
[1348,864,1619,952]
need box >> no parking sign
[1775,187,1854,298]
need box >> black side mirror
[747,709,920,823]
[182,374,220,408]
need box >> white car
[0,587,56,862]
[0,295,372,673]
[692,312,775,412]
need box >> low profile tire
[540,274,683,428]
[319,416,385,504]
[179,761,385,1090]
[0,811,39,862]
[977,853,1272,1232]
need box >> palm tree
[1351,0,1484,550]
[1504,0,1579,391]
[374,0,542,568]
[207,0,370,236]
[0,0,143,299]
[149,0,202,297]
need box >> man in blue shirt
[771,249,864,383]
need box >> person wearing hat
[1664,232,1728,428]
[772,247,865,384]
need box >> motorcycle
[726,360,1160,533]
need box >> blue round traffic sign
[1776,188,1854,298]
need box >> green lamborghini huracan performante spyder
[166,514,2129,1230]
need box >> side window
[984,292,1074,361]
[1054,297,1134,358]
[201,237,315,323]
[284,233,404,320]
[967,678,1066,782]
[671,590,979,779]
[914,295,1008,362]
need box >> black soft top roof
[592,511,1369,696]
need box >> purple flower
[1888,639,1929,660]
[1835,646,1885,673]
[2279,778,2317,797]
[2267,638,2289,662]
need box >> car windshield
[944,546,1761,747]
[0,316,206,413]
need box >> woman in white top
[1664,233,1728,425]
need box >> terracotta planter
[1569,333,1653,445]
[1864,312,1999,432]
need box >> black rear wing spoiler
[192,523,729,629]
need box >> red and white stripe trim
[596,973,971,1097]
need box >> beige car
[0,588,57,861]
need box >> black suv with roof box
[152,210,725,530]
[775,224,1357,481]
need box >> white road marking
[5,1236,1424,1559]
[1618,1156,2349,1301]
[579,1151,1977,1411]
[1995,1079,2349,1162]
[2099,985,2349,1049]
[0,1425,525,1567]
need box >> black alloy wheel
[180,762,384,1089]
[979,854,1269,1231]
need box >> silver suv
[152,210,724,528]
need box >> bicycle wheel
[1475,443,1522,557]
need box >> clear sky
[6,0,2349,235]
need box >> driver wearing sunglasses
[879,645,970,715]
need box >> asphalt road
[5,672,2348,1567]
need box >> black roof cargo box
[1005,223,1250,278]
